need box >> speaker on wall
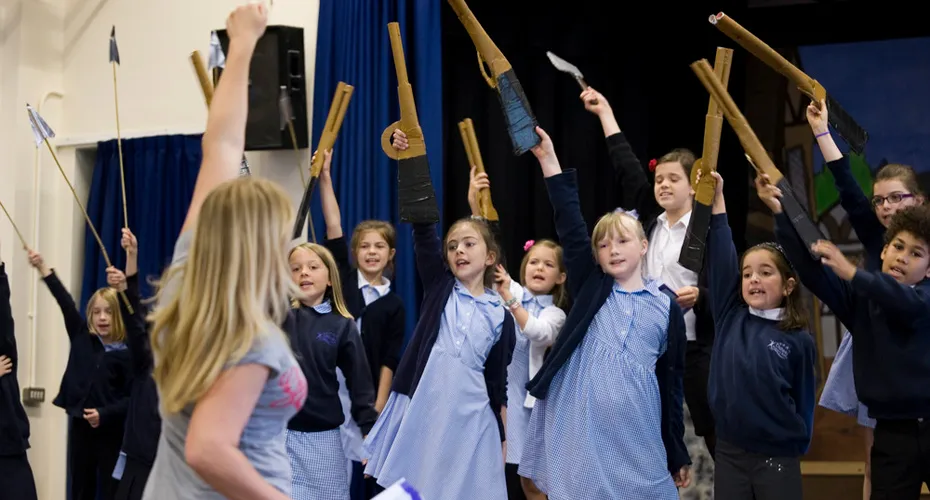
[216,26,309,151]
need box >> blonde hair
[519,240,567,309]
[590,211,647,260]
[288,243,353,320]
[86,287,126,343]
[149,178,298,414]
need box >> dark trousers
[714,439,802,500]
[684,340,716,458]
[69,417,122,500]
[505,463,527,500]
[870,418,930,500]
[115,456,152,500]
[0,453,38,500]
[349,460,384,500]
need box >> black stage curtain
[441,0,750,275]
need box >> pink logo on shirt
[270,366,307,411]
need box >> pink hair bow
[523,240,535,252]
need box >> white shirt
[749,307,785,321]
[507,281,567,408]
[645,211,699,341]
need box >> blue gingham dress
[287,301,350,500]
[363,282,507,499]
[819,330,876,428]
[519,281,678,500]
[506,290,553,465]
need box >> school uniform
[283,300,378,500]
[323,236,405,499]
[775,211,930,499]
[818,154,882,428]
[706,214,816,499]
[519,169,689,499]
[606,133,717,451]
[363,222,516,500]
[0,263,38,500]
[43,270,131,500]
[113,274,161,500]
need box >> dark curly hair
[884,205,930,248]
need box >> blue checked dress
[519,280,679,500]
[506,289,553,465]
[819,330,875,428]
[363,282,507,499]
[287,301,350,500]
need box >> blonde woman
[141,4,307,500]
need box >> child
[466,165,568,500]
[519,126,690,499]
[807,99,926,499]
[759,176,930,500]
[143,4,307,499]
[582,87,718,459]
[705,171,816,499]
[316,149,406,498]
[0,240,38,500]
[28,248,131,500]
[363,130,516,499]
[105,229,160,500]
[284,242,378,500]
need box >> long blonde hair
[149,178,298,414]
[288,243,353,320]
[86,287,126,343]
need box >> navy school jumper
[826,155,885,272]
[390,223,516,441]
[525,169,690,474]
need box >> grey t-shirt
[142,231,306,499]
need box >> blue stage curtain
[311,0,443,344]
[80,134,202,309]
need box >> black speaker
[216,26,309,151]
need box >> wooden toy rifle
[458,118,499,221]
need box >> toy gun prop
[190,50,251,176]
[458,118,499,221]
[709,12,868,155]
[447,0,540,155]
[678,47,733,274]
[292,82,354,240]
[691,58,824,257]
[380,22,440,224]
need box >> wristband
[503,297,518,308]
[815,131,830,138]
[509,301,521,312]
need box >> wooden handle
[387,23,408,85]
[690,58,783,183]
[385,23,426,159]
[458,120,478,170]
[310,82,355,177]
[692,48,732,190]
[447,0,511,76]
[710,12,824,102]
[457,118,498,220]
[190,51,214,107]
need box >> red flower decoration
[648,159,658,172]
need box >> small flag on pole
[278,86,294,131]
[239,157,251,177]
[208,31,226,71]
[109,26,120,64]
[26,104,55,146]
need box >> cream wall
[1,1,320,498]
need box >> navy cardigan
[526,169,690,474]
[0,263,30,456]
[390,223,516,441]
[826,155,884,272]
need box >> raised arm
[182,4,268,233]
[316,150,343,240]
[705,173,742,323]
[849,268,930,318]
[28,250,85,340]
[337,322,378,435]
[533,127,596,298]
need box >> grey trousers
[714,439,803,500]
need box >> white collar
[749,307,785,321]
[358,269,391,292]
[657,210,692,229]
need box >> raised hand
[811,240,856,280]
[754,174,784,214]
[26,249,50,277]
[121,228,138,257]
[580,87,610,116]
[467,166,490,216]
[493,264,512,298]
[106,266,128,292]
[311,149,334,180]
[806,99,828,136]
[391,129,409,151]
[709,171,725,214]
[226,2,268,47]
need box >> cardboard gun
[292,82,354,240]
[691,58,825,256]
[190,50,252,176]
[710,12,868,155]
[381,22,440,224]
[447,0,540,155]
[458,118,499,221]
[679,47,733,274]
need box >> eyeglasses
[871,192,915,208]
